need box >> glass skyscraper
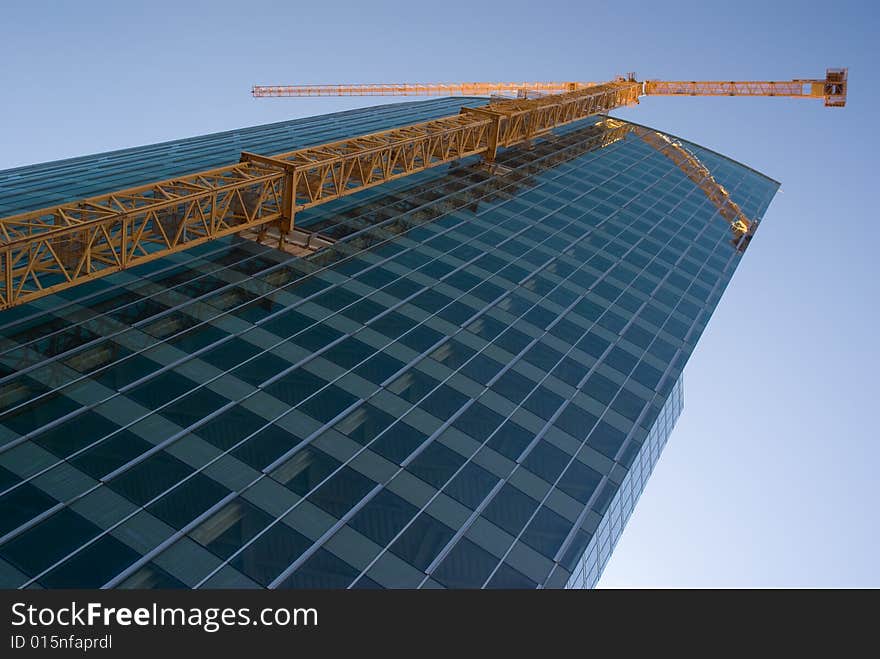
[0,99,778,589]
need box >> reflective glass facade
[566,376,683,589]
[0,99,778,588]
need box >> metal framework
[0,162,286,309]
[0,69,846,310]
[254,69,848,108]
[644,68,848,107]
[253,82,595,98]
[240,79,639,232]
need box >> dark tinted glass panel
[232,425,302,471]
[431,538,498,589]
[587,421,627,459]
[522,441,571,483]
[612,389,647,421]
[292,325,344,352]
[197,405,266,450]
[109,452,193,506]
[323,337,373,370]
[278,549,359,589]
[583,372,618,405]
[32,411,119,458]
[482,484,539,537]
[263,369,325,407]
[371,423,427,464]
[491,369,535,404]
[444,462,498,509]
[520,505,570,558]
[390,513,454,571]
[400,325,443,353]
[161,388,228,428]
[0,509,100,577]
[460,353,503,385]
[272,446,340,496]
[553,357,587,387]
[190,499,272,560]
[40,535,139,588]
[232,353,289,387]
[452,402,504,442]
[407,442,465,489]
[69,431,152,479]
[119,563,186,589]
[421,385,469,421]
[0,485,57,536]
[230,523,311,586]
[260,310,312,338]
[430,341,475,370]
[127,371,195,409]
[486,420,534,461]
[387,370,438,404]
[555,403,598,441]
[298,385,359,424]
[523,343,563,371]
[523,386,564,420]
[309,467,375,519]
[336,404,395,446]
[147,474,230,529]
[557,461,603,504]
[485,562,537,589]
[354,352,405,384]
[348,489,418,546]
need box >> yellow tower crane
[0,69,847,310]
[252,71,848,106]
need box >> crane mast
[0,69,847,310]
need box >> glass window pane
[277,548,359,589]
[522,441,570,484]
[430,538,497,589]
[272,446,340,496]
[482,484,539,537]
[520,505,570,559]
[407,442,465,489]
[308,466,376,519]
[0,508,100,577]
[230,523,311,586]
[444,462,498,510]
[486,420,534,461]
[389,513,454,571]
[348,489,418,547]
[40,535,139,588]
[190,498,272,560]
[557,461,603,504]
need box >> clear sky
[1,0,877,587]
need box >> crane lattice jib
[0,80,639,310]
[643,68,848,107]
[253,69,847,107]
[252,82,595,98]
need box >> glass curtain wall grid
[0,102,778,589]
[566,376,683,589]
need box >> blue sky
[1,0,877,587]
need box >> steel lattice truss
[252,82,595,98]
[0,163,286,309]
[643,69,848,107]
